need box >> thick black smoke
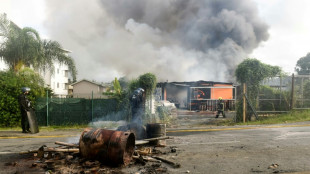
[44,0,268,82]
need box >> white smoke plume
[44,0,268,82]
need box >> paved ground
[1,110,310,173]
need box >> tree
[235,58,281,121]
[0,69,47,127]
[0,13,77,81]
[138,73,157,98]
[295,53,310,75]
[113,77,122,96]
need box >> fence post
[91,91,94,122]
[243,83,246,123]
[290,73,295,110]
[46,90,49,126]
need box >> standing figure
[18,87,31,133]
[130,88,145,125]
[215,97,226,118]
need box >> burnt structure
[157,80,236,111]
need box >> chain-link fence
[291,74,310,109]
[257,76,292,113]
[243,74,310,115]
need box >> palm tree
[0,13,77,81]
[42,40,77,81]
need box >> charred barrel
[79,128,135,166]
[146,123,166,145]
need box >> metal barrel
[146,123,166,146]
[146,123,166,138]
[79,128,135,166]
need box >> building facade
[39,61,70,97]
[71,79,107,99]
[157,80,236,111]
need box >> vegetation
[295,52,310,75]
[0,69,47,127]
[0,13,77,81]
[259,85,290,111]
[138,73,157,98]
[235,58,281,122]
[237,110,310,125]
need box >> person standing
[215,97,226,118]
[18,87,31,133]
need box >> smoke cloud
[44,0,268,82]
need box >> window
[57,83,59,88]
[64,70,68,77]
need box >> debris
[136,147,152,155]
[152,156,181,168]
[268,164,279,169]
[170,147,177,153]
[135,136,173,146]
[4,162,17,166]
[55,141,79,148]
[16,128,177,173]
[133,156,161,163]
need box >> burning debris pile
[11,128,178,174]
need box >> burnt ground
[1,110,310,173]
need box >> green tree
[0,69,47,127]
[113,77,122,96]
[235,58,281,121]
[138,73,157,98]
[295,53,310,75]
[0,13,77,81]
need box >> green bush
[156,106,171,122]
[259,85,290,111]
[0,69,46,127]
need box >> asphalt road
[166,123,310,174]
[1,111,310,174]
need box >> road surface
[1,111,310,173]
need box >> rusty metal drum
[79,128,135,166]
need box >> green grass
[227,109,310,126]
[0,124,88,131]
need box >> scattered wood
[45,147,79,153]
[136,136,173,146]
[143,136,173,142]
[133,156,161,163]
[152,156,181,168]
[19,147,79,154]
[55,141,79,148]
[19,150,39,154]
[136,140,150,145]
[136,147,152,155]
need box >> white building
[40,61,70,97]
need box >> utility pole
[290,73,295,110]
[243,83,246,123]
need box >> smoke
[44,0,268,82]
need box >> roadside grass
[0,124,88,131]
[223,109,310,126]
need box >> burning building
[157,80,236,111]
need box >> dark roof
[157,80,233,87]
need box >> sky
[0,0,310,81]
